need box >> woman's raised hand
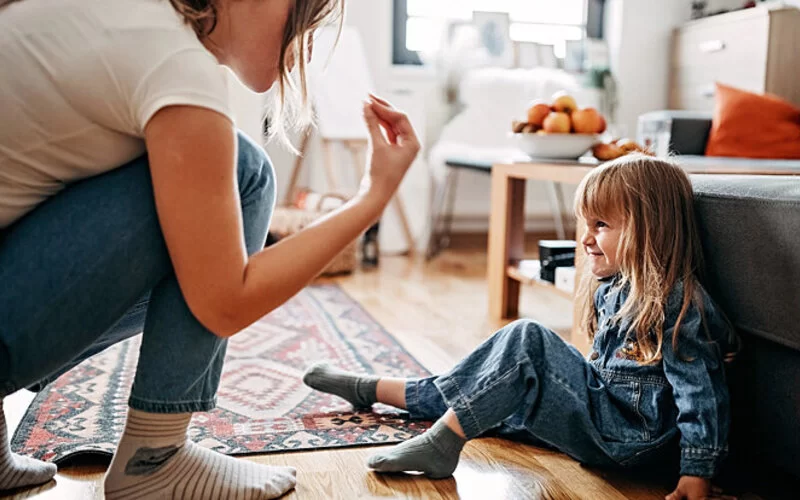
[360,94,420,205]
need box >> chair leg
[322,139,340,193]
[440,167,461,250]
[425,167,458,260]
[282,127,312,206]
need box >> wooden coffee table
[488,158,800,352]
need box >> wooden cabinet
[670,6,800,110]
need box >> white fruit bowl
[513,132,599,160]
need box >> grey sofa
[665,115,800,487]
[693,176,800,486]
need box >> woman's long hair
[574,154,706,363]
[168,0,345,148]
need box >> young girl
[304,154,736,500]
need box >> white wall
[604,0,692,137]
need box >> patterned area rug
[11,285,432,464]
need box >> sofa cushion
[692,175,800,350]
[705,83,800,159]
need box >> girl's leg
[302,365,451,419]
[0,132,295,498]
[402,376,450,419]
[366,319,614,478]
[302,363,382,409]
[376,378,408,410]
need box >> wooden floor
[2,244,676,499]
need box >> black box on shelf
[539,240,576,283]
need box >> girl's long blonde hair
[168,0,345,148]
[574,154,706,364]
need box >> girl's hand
[666,476,736,500]
[360,95,420,205]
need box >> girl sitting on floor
[304,154,737,500]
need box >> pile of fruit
[512,91,607,135]
[511,90,653,161]
[591,138,652,161]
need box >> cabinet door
[670,13,769,110]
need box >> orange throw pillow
[705,83,800,159]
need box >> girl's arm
[662,301,731,483]
[143,99,419,337]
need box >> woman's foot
[0,400,57,491]
[104,409,296,499]
[367,416,466,479]
[302,363,379,408]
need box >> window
[393,0,605,66]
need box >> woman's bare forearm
[145,101,418,339]
[214,192,387,336]
[216,97,421,336]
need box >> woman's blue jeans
[0,131,275,413]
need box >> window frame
[392,0,423,65]
[392,0,606,66]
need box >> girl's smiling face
[581,215,623,278]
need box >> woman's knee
[236,130,276,207]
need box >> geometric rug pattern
[11,285,433,464]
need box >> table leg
[488,172,526,319]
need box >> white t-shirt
[0,0,233,228]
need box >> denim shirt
[590,276,733,478]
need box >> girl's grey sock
[302,363,379,408]
[366,419,466,479]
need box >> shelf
[507,260,573,300]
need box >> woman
[0,0,419,498]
